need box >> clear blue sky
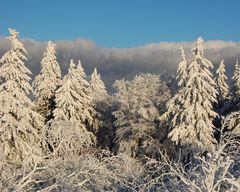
[1,0,240,47]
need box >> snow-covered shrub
[46,120,96,157]
[1,149,144,191]
[140,128,240,192]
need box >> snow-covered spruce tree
[90,67,108,102]
[47,60,95,156]
[89,67,114,149]
[113,74,171,157]
[231,59,240,108]
[0,29,43,164]
[160,47,188,132]
[216,59,229,104]
[53,60,83,121]
[167,37,218,150]
[75,60,98,132]
[33,41,61,122]
[177,47,188,88]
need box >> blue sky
[1,0,240,47]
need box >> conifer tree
[74,60,96,128]
[231,60,240,107]
[177,47,188,88]
[47,60,95,156]
[90,68,108,102]
[0,29,43,163]
[160,47,188,124]
[166,37,218,150]
[216,59,229,104]
[52,60,94,126]
[53,60,81,121]
[33,41,61,122]
[89,67,113,148]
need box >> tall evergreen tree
[177,47,188,88]
[166,37,218,150]
[74,60,96,128]
[33,41,61,122]
[48,60,95,156]
[216,59,229,104]
[52,60,94,126]
[89,67,113,148]
[231,60,240,108]
[160,47,188,125]
[53,60,82,121]
[0,29,43,163]
[90,67,108,102]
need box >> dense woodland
[0,29,240,191]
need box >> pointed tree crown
[33,41,61,99]
[232,59,240,97]
[216,59,229,101]
[0,29,43,163]
[49,60,96,156]
[177,47,188,88]
[90,67,108,101]
[166,37,218,150]
[53,60,80,121]
[53,59,94,125]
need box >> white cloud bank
[0,37,240,89]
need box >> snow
[0,28,44,164]
[90,67,108,102]
[216,59,229,102]
[33,41,61,122]
[0,29,239,191]
[163,37,218,150]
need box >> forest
[0,28,239,191]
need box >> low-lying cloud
[0,36,240,90]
